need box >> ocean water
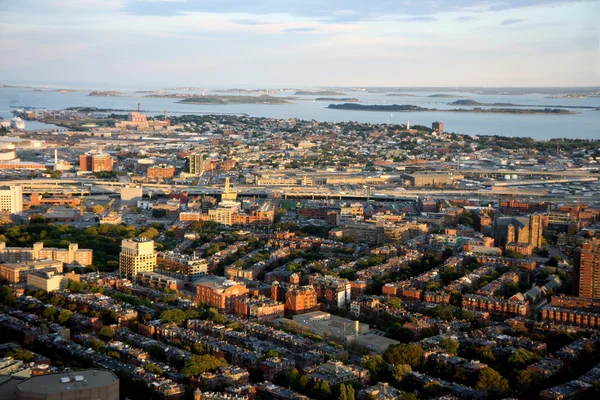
[0,86,599,140]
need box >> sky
[0,0,598,88]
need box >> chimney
[354,320,359,337]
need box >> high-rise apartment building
[80,151,113,172]
[189,153,204,175]
[119,238,156,278]
[0,185,22,214]
[432,121,444,133]
[574,239,600,299]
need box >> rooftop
[16,369,118,395]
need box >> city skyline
[1,0,598,87]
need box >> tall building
[221,177,238,201]
[574,239,600,299]
[432,121,444,133]
[79,150,113,172]
[119,238,157,278]
[189,153,204,175]
[0,185,22,214]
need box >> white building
[119,238,156,278]
[0,186,22,214]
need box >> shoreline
[326,104,577,115]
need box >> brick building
[234,294,285,320]
[79,151,113,172]
[147,164,175,179]
[574,239,600,299]
[195,275,249,313]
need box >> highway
[1,177,599,202]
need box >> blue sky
[0,0,598,87]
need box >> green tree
[43,306,58,321]
[385,297,402,310]
[139,227,159,240]
[144,363,163,375]
[398,394,417,400]
[181,355,227,377]
[474,346,496,364]
[185,309,200,320]
[288,368,300,389]
[339,383,355,400]
[508,348,540,369]
[392,364,412,383]
[475,368,509,396]
[384,343,423,368]
[91,205,104,214]
[68,281,86,293]
[8,349,34,362]
[85,337,105,352]
[516,369,539,391]
[99,326,115,340]
[431,305,456,320]
[422,382,442,398]
[266,350,281,358]
[312,380,331,400]
[159,309,187,325]
[299,374,310,391]
[57,309,72,325]
[207,307,226,324]
[361,355,385,381]
[0,287,17,306]
[439,338,459,355]
[385,323,414,343]
[192,342,205,355]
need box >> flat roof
[16,369,118,395]
[352,332,400,348]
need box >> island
[165,87,205,91]
[0,84,32,89]
[386,93,417,97]
[450,99,599,110]
[327,104,428,111]
[174,95,294,105]
[295,90,346,96]
[212,88,291,95]
[315,97,359,102]
[33,88,81,93]
[65,107,138,113]
[428,94,466,98]
[89,91,124,97]
[327,103,575,114]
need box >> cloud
[397,16,437,22]
[283,27,318,33]
[232,19,271,25]
[456,15,479,22]
[120,0,597,21]
[500,18,527,25]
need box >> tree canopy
[384,343,423,368]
